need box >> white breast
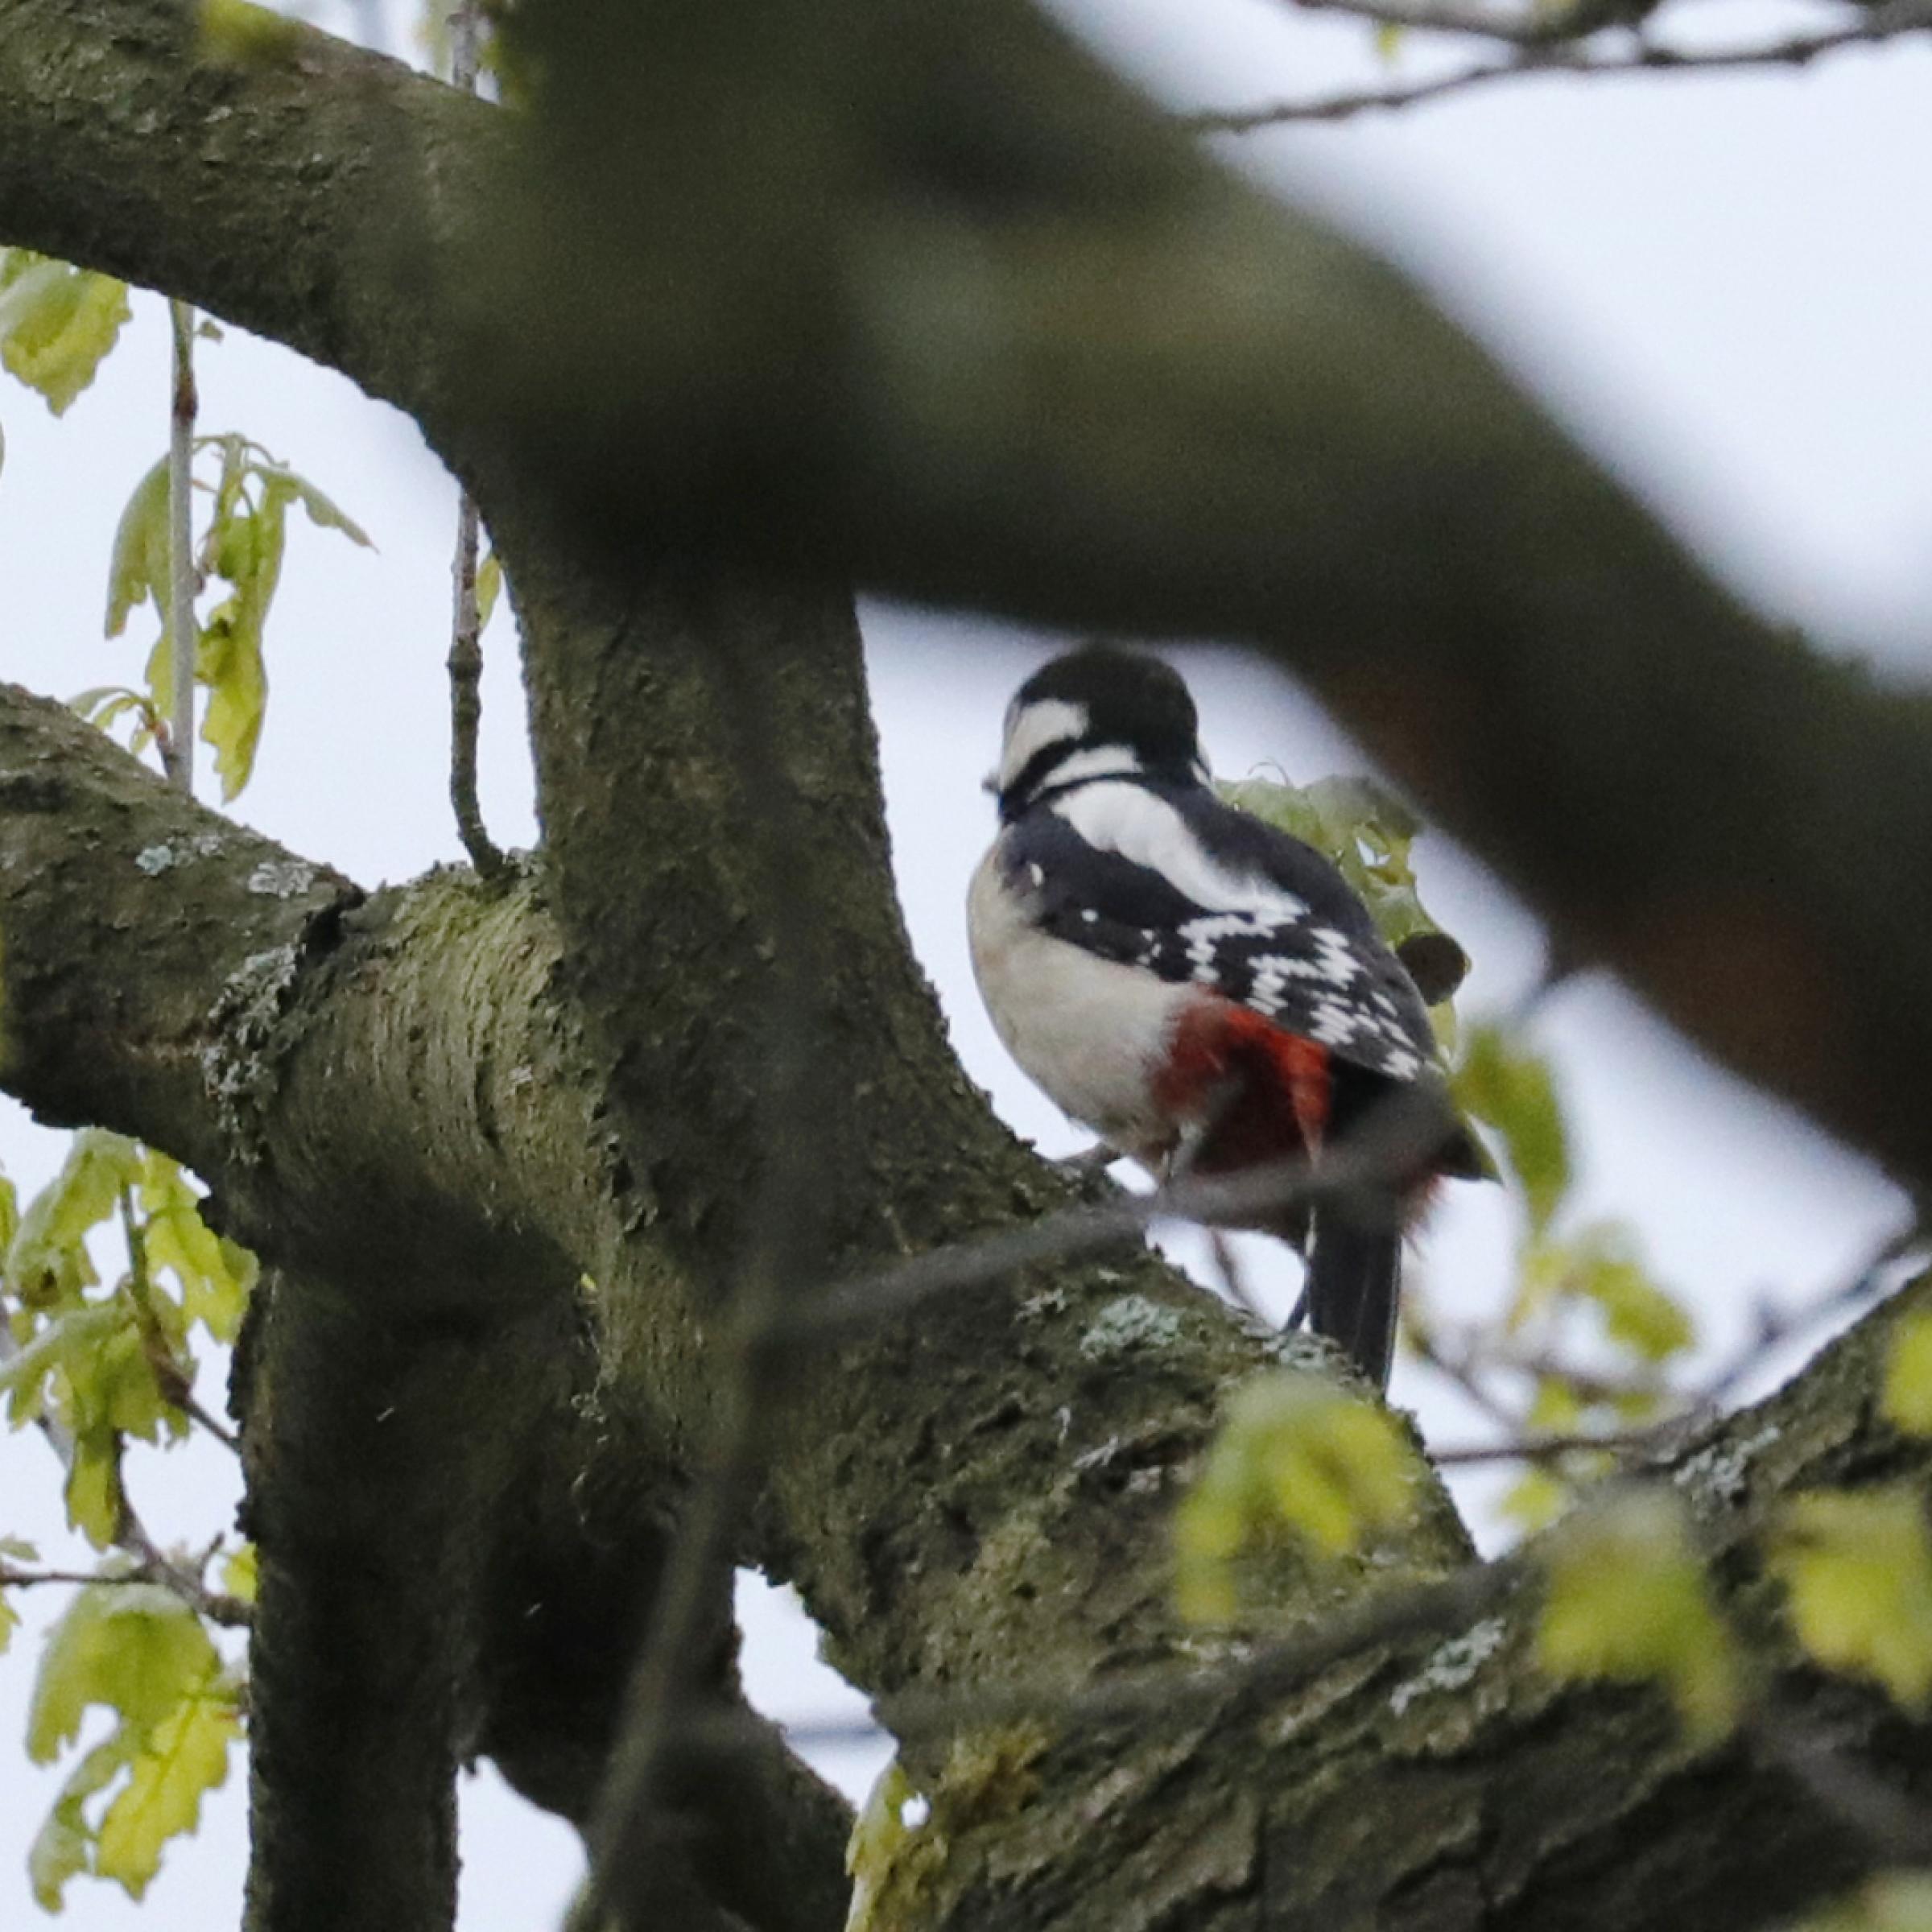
[967,842,1187,1164]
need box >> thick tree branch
[0,682,851,1932]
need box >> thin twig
[1187,0,1932,130]
[1410,1222,1921,1472]
[1429,1425,1670,1467]
[443,2,506,881]
[446,490,505,877]
[774,1087,1454,1348]
[1281,0,1587,46]
[164,299,197,793]
[696,1559,1518,1757]
[1207,1229,1273,1327]
[0,1558,252,1627]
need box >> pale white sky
[1,2,1926,1925]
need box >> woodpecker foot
[1055,1142,1121,1177]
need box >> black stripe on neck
[999,761,1194,825]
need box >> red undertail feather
[1153,997,1331,1179]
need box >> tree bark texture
[3,5,1931,1932]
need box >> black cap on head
[1015,646,1199,769]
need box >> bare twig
[1429,1425,1669,1467]
[1410,1222,1921,1474]
[1187,0,1932,129]
[446,490,506,877]
[442,2,506,881]
[0,1556,252,1628]
[1207,1228,1274,1327]
[774,1086,1455,1348]
[696,1559,1519,1757]
[1280,0,1584,45]
[163,299,197,792]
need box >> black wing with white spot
[998,777,1435,1082]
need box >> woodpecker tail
[1305,1208,1402,1391]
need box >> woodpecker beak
[982,769,1001,795]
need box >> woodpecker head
[989,647,1208,821]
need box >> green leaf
[266,462,374,548]
[0,252,133,415]
[0,1160,18,1257]
[1500,1467,1571,1533]
[29,1733,130,1910]
[1,1591,18,1657]
[1219,770,1444,956]
[138,1150,255,1344]
[4,1129,142,1311]
[1883,1311,1932,1436]
[27,1581,221,1764]
[104,457,171,642]
[197,0,306,63]
[97,1689,239,1899]
[1174,1369,1422,1622]
[1538,1488,1740,1744]
[0,1302,125,1426]
[1794,1872,1932,1932]
[846,1759,920,1932]
[1454,1022,1570,1234]
[475,547,504,631]
[24,1582,237,1906]
[1771,1487,1932,1710]
[218,1542,258,1607]
[67,1438,126,1550]
[1563,1223,1694,1363]
[196,481,285,800]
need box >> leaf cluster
[2,1135,254,1549]
[0,251,130,419]
[93,433,370,799]
[23,1579,242,1909]
[1174,1368,1425,1623]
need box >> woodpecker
[968,646,1481,1390]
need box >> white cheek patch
[997,697,1089,796]
[1051,783,1310,927]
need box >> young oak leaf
[1881,1311,1932,1437]
[1454,1022,1571,1237]
[1770,1487,1932,1710]
[138,1148,256,1344]
[1794,1872,1932,1932]
[1567,1223,1695,1364]
[28,1733,130,1911]
[1175,1369,1422,1624]
[195,453,371,799]
[218,1542,259,1607]
[1537,1487,1740,1744]
[105,456,173,644]
[95,1687,241,1899]
[0,252,133,415]
[27,1581,221,1764]
[5,1128,144,1311]
[26,1582,237,1905]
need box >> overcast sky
[2,2,1927,1925]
